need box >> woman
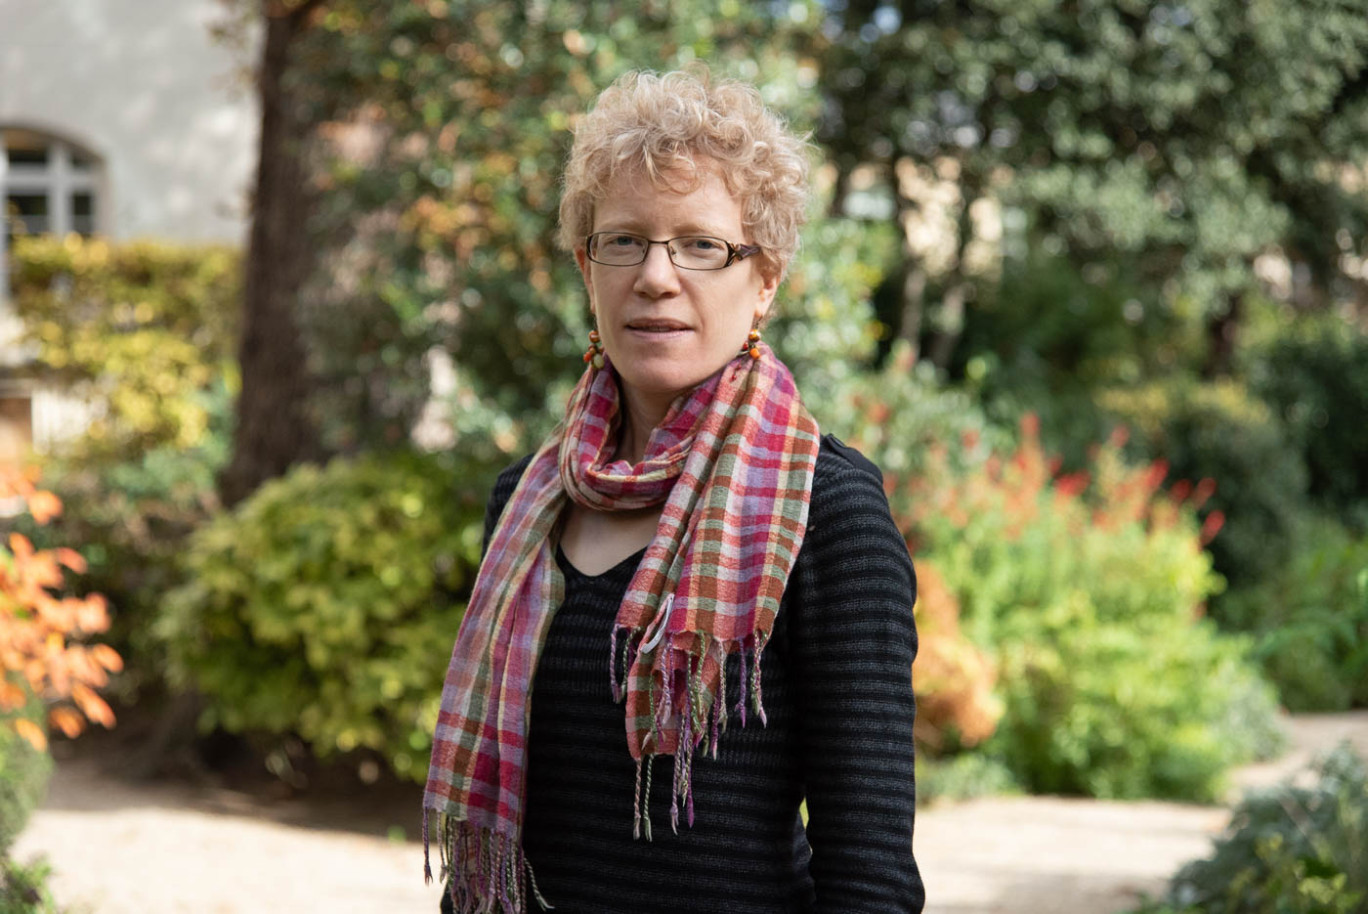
[425,69,922,914]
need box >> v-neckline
[555,544,646,580]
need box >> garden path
[13,712,1368,914]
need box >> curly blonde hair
[558,69,811,281]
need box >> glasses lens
[669,236,729,270]
[591,233,647,265]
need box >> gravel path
[13,712,1368,914]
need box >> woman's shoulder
[805,434,908,564]
[494,452,536,492]
[815,433,884,490]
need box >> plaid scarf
[423,343,819,913]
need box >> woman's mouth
[625,320,691,335]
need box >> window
[2,127,104,241]
[0,128,106,460]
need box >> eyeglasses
[585,232,762,271]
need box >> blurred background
[2,0,1367,912]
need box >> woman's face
[575,162,778,421]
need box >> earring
[741,327,761,360]
[583,329,605,370]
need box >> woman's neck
[614,385,674,465]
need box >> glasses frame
[584,232,762,271]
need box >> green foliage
[832,341,1012,489]
[1249,314,1368,529]
[158,449,498,781]
[0,855,65,914]
[915,752,1021,805]
[1131,744,1368,914]
[821,0,1368,364]
[1225,521,1368,711]
[0,698,50,858]
[286,0,832,454]
[1098,379,1309,600]
[6,238,240,695]
[769,212,900,413]
[901,420,1282,801]
[991,610,1280,801]
[17,384,233,697]
[7,235,239,463]
[957,250,1207,468]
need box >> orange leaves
[0,464,119,748]
[49,706,84,739]
[27,490,63,525]
[912,562,1003,749]
[0,466,63,524]
[13,717,47,752]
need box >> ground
[12,712,1368,914]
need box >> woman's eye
[685,237,722,251]
[604,234,641,247]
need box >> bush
[0,468,120,753]
[1225,522,1368,711]
[0,855,64,914]
[898,416,1283,801]
[0,468,116,863]
[1098,379,1310,603]
[832,341,1012,492]
[915,753,1021,805]
[158,448,497,782]
[7,236,239,697]
[8,235,239,464]
[0,706,51,858]
[18,385,232,697]
[1250,315,1368,529]
[1131,743,1368,914]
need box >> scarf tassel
[423,812,552,913]
[616,627,770,840]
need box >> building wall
[0,0,259,243]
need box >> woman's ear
[753,268,780,326]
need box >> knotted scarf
[423,343,819,913]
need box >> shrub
[18,385,232,697]
[1098,379,1310,603]
[0,855,64,914]
[1224,522,1368,711]
[833,341,1011,492]
[914,753,1021,805]
[0,467,117,858]
[158,448,497,782]
[909,561,1003,752]
[1250,315,1368,529]
[1131,743,1368,914]
[0,704,51,859]
[8,235,239,464]
[7,236,239,696]
[897,416,1283,801]
[0,468,120,753]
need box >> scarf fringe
[615,625,770,840]
[423,809,553,913]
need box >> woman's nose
[633,243,682,296]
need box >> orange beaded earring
[741,327,761,359]
[583,329,605,370]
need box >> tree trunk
[1202,289,1244,379]
[895,255,926,362]
[219,2,325,508]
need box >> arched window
[1,127,103,237]
[0,127,106,463]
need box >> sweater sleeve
[787,438,924,913]
[481,454,535,554]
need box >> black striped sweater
[442,435,923,913]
